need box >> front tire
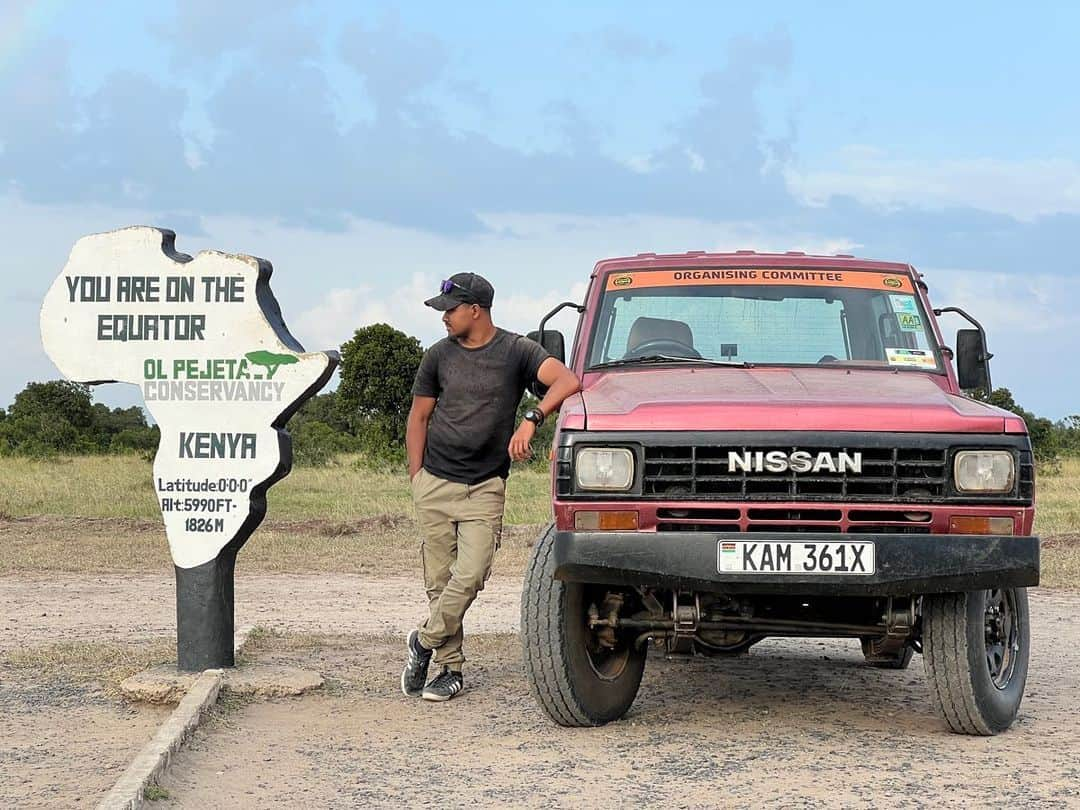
[520,525,646,726]
[922,588,1030,735]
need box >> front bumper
[552,531,1040,596]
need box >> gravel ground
[3,573,1079,808]
[154,589,1077,809]
[0,675,171,808]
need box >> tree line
[973,388,1080,467]
[0,324,555,469]
[1,324,1075,468]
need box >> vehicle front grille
[555,431,1035,505]
[644,444,948,501]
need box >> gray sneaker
[422,667,464,702]
[400,629,432,697]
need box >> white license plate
[717,540,875,575]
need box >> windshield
[587,268,942,371]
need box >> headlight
[575,447,634,490]
[954,451,1015,493]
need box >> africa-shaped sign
[40,226,338,669]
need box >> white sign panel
[40,227,337,569]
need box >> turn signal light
[949,516,1015,535]
[574,510,639,531]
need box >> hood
[561,366,1022,433]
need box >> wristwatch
[523,407,545,427]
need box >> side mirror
[526,329,565,398]
[527,329,565,364]
[956,328,990,391]
[934,307,994,393]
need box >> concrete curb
[96,669,222,810]
[96,625,257,810]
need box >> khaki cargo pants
[411,467,505,672]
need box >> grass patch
[0,454,552,525]
[1,454,1078,586]
[0,514,545,575]
[0,516,171,573]
[1041,533,1080,589]
[144,785,170,801]
[0,455,161,519]
[2,639,175,691]
[1035,456,1080,537]
[4,452,1072,535]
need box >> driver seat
[625,316,695,357]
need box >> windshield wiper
[588,354,754,370]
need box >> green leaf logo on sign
[245,350,300,378]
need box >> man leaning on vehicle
[401,272,581,701]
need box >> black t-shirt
[411,328,550,485]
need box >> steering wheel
[625,338,702,359]
[817,354,840,363]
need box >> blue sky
[2,1,1078,418]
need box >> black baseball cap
[424,272,495,310]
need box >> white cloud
[292,274,592,357]
[927,269,1080,334]
[6,193,1076,418]
[684,147,706,172]
[786,146,1080,221]
[922,267,1080,415]
[292,273,437,351]
[488,280,591,341]
[622,154,654,174]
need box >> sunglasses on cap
[426,275,492,311]
[440,279,472,295]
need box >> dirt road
[3,573,1080,807]
[0,573,523,654]
[161,601,1080,808]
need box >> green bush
[289,390,351,435]
[291,420,361,467]
[0,413,91,457]
[0,380,160,458]
[976,387,1060,466]
[337,324,423,445]
[354,415,409,467]
[109,426,160,453]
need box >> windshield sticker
[886,347,937,368]
[605,268,914,293]
[896,313,922,332]
[889,294,918,314]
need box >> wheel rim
[585,636,631,681]
[583,589,631,681]
[984,588,1020,690]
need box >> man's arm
[508,358,581,462]
[533,357,582,418]
[406,395,437,478]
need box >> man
[401,272,581,701]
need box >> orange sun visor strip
[605,268,915,294]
